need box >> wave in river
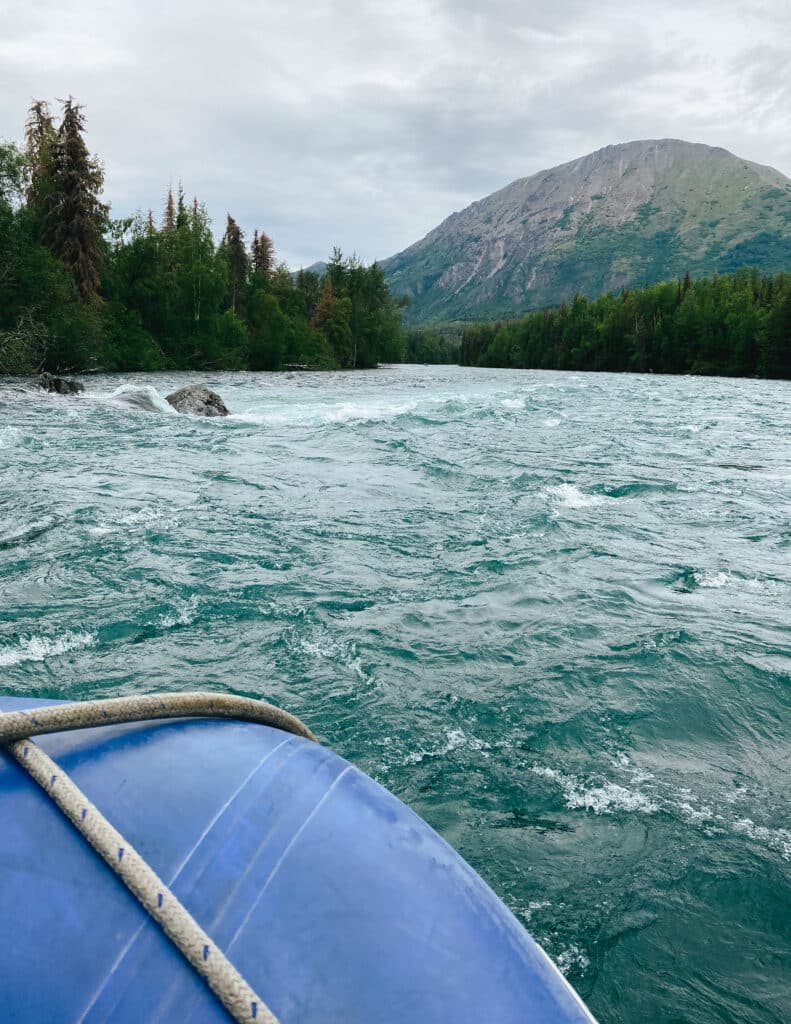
[107,384,178,414]
[544,483,606,508]
[0,631,96,667]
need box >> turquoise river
[1,365,789,1024]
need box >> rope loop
[1,692,315,1023]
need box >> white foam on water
[554,945,591,976]
[107,384,177,415]
[228,411,290,426]
[544,484,605,509]
[159,596,200,629]
[404,727,491,765]
[300,637,333,658]
[676,802,716,824]
[532,765,658,814]
[231,400,419,427]
[692,570,786,595]
[543,417,562,427]
[693,570,733,589]
[88,524,115,537]
[296,632,371,682]
[733,819,791,861]
[515,899,552,925]
[536,759,791,865]
[501,398,525,410]
[443,727,490,755]
[259,599,308,620]
[670,786,722,826]
[0,427,21,449]
[119,508,169,527]
[567,781,658,814]
[743,577,788,597]
[89,506,175,536]
[0,631,96,667]
[325,401,418,424]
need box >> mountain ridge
[382,139,791,323]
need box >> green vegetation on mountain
[460,268,791,379]
[0,100,405,374]
[384,140,791,324]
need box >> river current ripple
[1,365,789,1023]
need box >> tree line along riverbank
[1,99,789,379]
[457,268,791,378]
[0,99,406,375]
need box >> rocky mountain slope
[383,139,791,323]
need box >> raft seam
[227,765,353,952]
[75,734,295,1024]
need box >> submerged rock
[165,384,229,417]
[37,372,84,395]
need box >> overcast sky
[2,1,790,267]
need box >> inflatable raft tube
[0,695,596,1023]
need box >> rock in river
[165,384,229,417]
[37,372,84,395]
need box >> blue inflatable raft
[0,695,595,1023]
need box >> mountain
[290,261,327,284]
[383,139,791,323]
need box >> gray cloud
[1,0,789,266]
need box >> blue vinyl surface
[0,697,595,1023]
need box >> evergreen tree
[251,229,274,282]
[44,98,105,302]
[307,274,348,365]
[176,183,188,229]
[223,214,248,317]
[163,188,176,232]
[24,100,55,211]
[311,275,335,333]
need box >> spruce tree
[44,98,105,302]
[163,188,176,232]
[24,100,56,210]
[311,275,353,366]
[251,229,274,282]
[176,183,188,228]
[311,276,335,332]
[224,214,248,316]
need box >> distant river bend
[1,366,789,1024]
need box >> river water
[1,365,789,1023]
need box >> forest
[2,100,790,380]
[459,269,791,379]
[0,99,406,374]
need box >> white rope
[0,691,316,743]
[1,693,316,1023]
